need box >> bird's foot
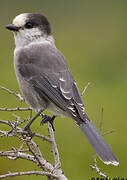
[41,115,56,131]
[22,125,35,139]
[22,110,43,138]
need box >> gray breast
[14,48,48,111]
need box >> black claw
[40,115,52,125]
[22,126,35,138]
[50,120,55,131]
[41,115,56,131]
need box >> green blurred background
[0,0,127,179]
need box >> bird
[6,13,119,166]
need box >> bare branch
[0,119,51,143]
[0,107,32,111]
[0,150,37,163]
[90,107,116,178]
[48,122,61,169]
[100,107,104,133]
[26,138,54,171]
[26,138,68,180]
[0,130,11,137]
[102,130,116,136]
[35,132,52,143]
[0,115,68,179]
[90,155,108,178]
[0,86,24,102]
[81,82,91,96]
[0,119,10,126]
[0,171,58,179]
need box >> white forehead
[13,13,28,27]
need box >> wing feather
[17,43,86,122]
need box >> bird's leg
[23,109,43,136]
[41,115,56,131]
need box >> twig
[48,122,61,169]
[0,119,10,126]
[90,108,115,178]
[0,86,24,102]
[26,138,68,180]
[81,82,91,96]
[0,107,32,111]
[0,171,58,179]
[0,150,37,163]
[0,115,68,179]
[100,107,104,133]
[27,138,55,171]
[103,130,116,136]
[0,130,12,137]
[90,155,108,178]
[35,132,52,143]
[0,119,51,142]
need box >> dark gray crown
[25,13,51,35]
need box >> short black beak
[6,24,20,31]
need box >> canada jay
[6,13,119,166]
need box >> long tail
[79,120,119,166]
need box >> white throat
[14,28,54,48]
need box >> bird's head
[6,13,52,47]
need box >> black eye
[25,22,33,29]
